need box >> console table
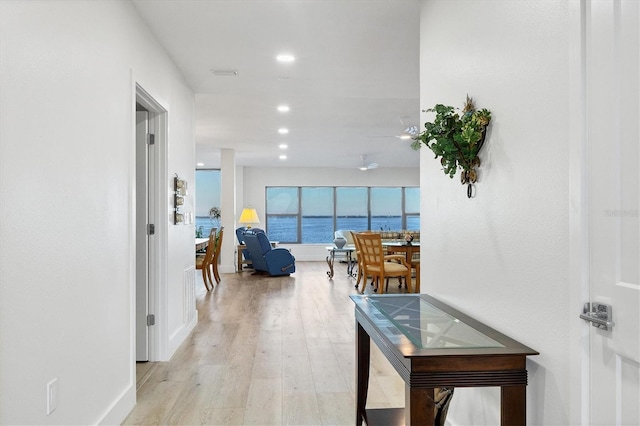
[351,294,538,425]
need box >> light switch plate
[46,378,58,415]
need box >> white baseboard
[168,311,198,357]
[97,381,136,425]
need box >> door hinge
[147,224,155,235]
[580,302,615,331]
[146,314,155,326]
[148,133,155,145]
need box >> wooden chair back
[210,227,224,284]
[354,232,413,293]
[196,227,218,291]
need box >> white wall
[0,1,194,424]
[239,166,419,261]
[419,1,573,424]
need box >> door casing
[134,83,169,363]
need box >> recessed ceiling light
[277,105,290,113]
[398,134,412,140]
[197,162,204,167]
[278,128,289,135]
[279,155,287,160]
[276,54,295,63]
[279,144,288,149]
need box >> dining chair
[210,227,224,284]
[350,231,365,289]
[354,232,413,293]
[196,228,217,291]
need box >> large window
[371,187,402,230]
[336,187,368,231]
[302,187,334,243]
[195,169,221,237]
[266,186,420,243]
[266,187,299,242]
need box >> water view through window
[266,186,420,243]
[195,169,221,237]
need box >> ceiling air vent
[211,69,238,76]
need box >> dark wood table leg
[405,386,434,425]
[501,385,526,426]
[356,322,370,426]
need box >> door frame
[134,83,169,362]
[568,1,590,424]
[568,1,640,424]
[135,109,151,362]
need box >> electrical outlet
[46,378,58,415]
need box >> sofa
[241,229,296,276]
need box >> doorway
[134,84,168,372]
[574,1,640,424]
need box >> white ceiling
[132,0,421,169]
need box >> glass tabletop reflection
[366,296,504,349]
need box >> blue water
[197,216,420,243]
[195,218,220,239]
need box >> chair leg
[359,270,368,293]
[201,267,211,291]
[208,264,217,287]
[206,265,215,290]
[213,263,221,284]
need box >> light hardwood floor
[124,261,410,425]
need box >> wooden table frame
[195,237,209,252]
[236,244,251,272]
[352,294,538,425]
[383,242,419,264]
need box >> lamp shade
[238,207,260,227]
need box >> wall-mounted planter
[412,96,491,198]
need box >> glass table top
[367,296,504,349]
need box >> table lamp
[238,207,260,228]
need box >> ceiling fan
[396,125,419,140]
[358,155,378,171]
[365,117,419,140]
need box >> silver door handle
[580,302,615,331]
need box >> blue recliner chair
[242,229,295,276]
[236,227,253,264]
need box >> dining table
[383,241,420,292]
[195,237,209,252]
[382,241,420,263]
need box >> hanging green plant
[411,95,491,197]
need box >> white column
[220,149,236,273]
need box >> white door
[584,1,640,423]
[135,110,150,361]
